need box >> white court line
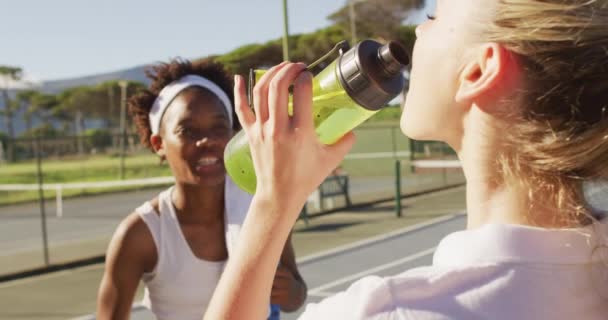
[0,210,463,289]
[412,159,461,168]
[0,177,175,191]
[308,247,436,295]
[344,151,410,160]
[65,213,460,319]
[67,248,436,319]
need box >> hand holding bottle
[225,40,409,194]
[234,62,356,217]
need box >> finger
[267,63,307,133]
[253,62,289,124]
[274,267,292,278]
[272,278,289,289]
[272,284,285,292]
[233,75,255,131]
[270,295,283,304]
[291,70,314,132]
[271,292,286,300]
[273,274,292,283]
[324,131,356,167]
[271,288,287,299]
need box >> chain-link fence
[302,125,463,216]
[0,124,463,277]
[0,133,173,277]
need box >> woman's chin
[401,119,431,141]
[184,169,226,188]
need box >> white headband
[149,75,233,135]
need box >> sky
[1,0,434,84]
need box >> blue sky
[1,0,434,83]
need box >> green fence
[0,124,464,277]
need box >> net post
[35,136,50,266]
[409,138,416,174]
[395,159,402,218]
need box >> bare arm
[205,196,297,320]
[273,233,308,312]
[97,212,156,320]
[204,63,355,319]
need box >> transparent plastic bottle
[224,40,409,194]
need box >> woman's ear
[150,134,165,159]
[455,43,514,106]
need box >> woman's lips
[194,156,224,173]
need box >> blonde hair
[482,0,608,225]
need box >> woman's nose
[195,137,211,147]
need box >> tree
[12,91,58,159]
[214,23,416,77]
[0,130,8,164]
[20,123,60,139]
[52,81,145,137]
[214,41,284,75]
[95,80,145,129]
[328,0,425,41]
[14,90,56,133]
[0,65,23,161]
[30,93,58,128]
[290,25,349,64]
[215,25,351,75]
[53,86,100,154]
[396,24,417,56]
[54,86,91,136]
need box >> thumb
[324,132,356,165]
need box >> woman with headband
[96,59,307,320]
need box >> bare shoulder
[97,202,160,317]
[107,201,159,273]
[115,196,160,247]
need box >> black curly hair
[129,58,239,151]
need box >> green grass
[351,124,409,154]
[0,154,172,184]
[369,105,402,122]
[342,158,407,177]
[0,153,174,206]
[1,122,452,206]
[1,123,406,182]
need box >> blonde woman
[205,0,608,319]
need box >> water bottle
[224,39,410,194]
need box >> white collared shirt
[300,219,608,319]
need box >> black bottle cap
[337,40,410,111]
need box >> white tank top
[136,179,251,320]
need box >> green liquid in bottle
[224,62,378,194]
